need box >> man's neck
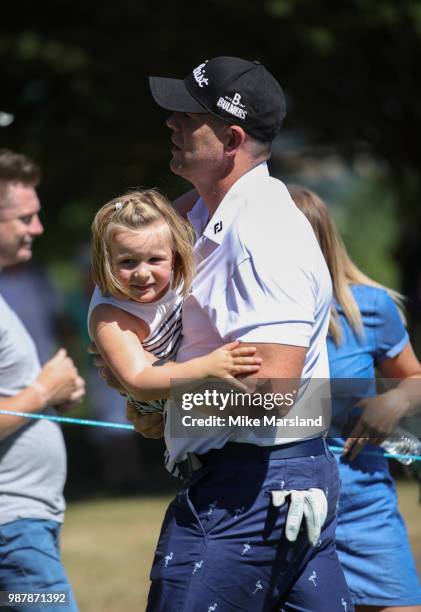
[195,179,235,217]
[195,159,263,217]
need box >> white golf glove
[271,488,328,547]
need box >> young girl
[88,189,261,413]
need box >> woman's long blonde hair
[91,189,195,299]
[287,185,404,344]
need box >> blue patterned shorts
[147,442,353,611]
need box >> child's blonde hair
[91,189,195,299]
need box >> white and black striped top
[141,300,183,361]
[88,285,183,361]
[87,286,183,415]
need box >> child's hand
[204,342,262,379]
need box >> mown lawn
[62,480,420,611]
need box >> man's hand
[271,488,328,547]
[55,376,86,412]
[35,349,86,407]
[127,402,164,439]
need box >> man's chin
[170,156,181,173]
[1,254,31,269]
[170,156,189,179]
[16,249,33,263]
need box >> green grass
[62,481,421,611]
[62,496,168,611]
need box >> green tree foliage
[1,0,420,331]
[338,177,400,290]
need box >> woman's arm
[377,342,421,417]
[90,304,261,402]
[343,342,421,459]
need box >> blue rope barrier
[0,409,134,431]
[0,409,420,461]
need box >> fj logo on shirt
[214,221,223,234]
[216,93,247,120]
[192,62,209,88]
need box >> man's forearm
[237,342,307,416]
[0,385,46,440]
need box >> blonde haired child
[88,189,260,413]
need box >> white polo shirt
[165,162,332,467]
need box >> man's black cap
[149,56,286,142]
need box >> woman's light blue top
[327,284,409,490]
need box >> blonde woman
[288,184,421,612]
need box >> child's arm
[90,304,261,402]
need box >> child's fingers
[230,346,257,357]
[221,341,240,351]
[232,356,262,365]
[232,364,261,374]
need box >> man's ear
[224,125,246,157]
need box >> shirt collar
[189,162,269,245]
[187,196,208,239]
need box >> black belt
[175,437,326,480]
